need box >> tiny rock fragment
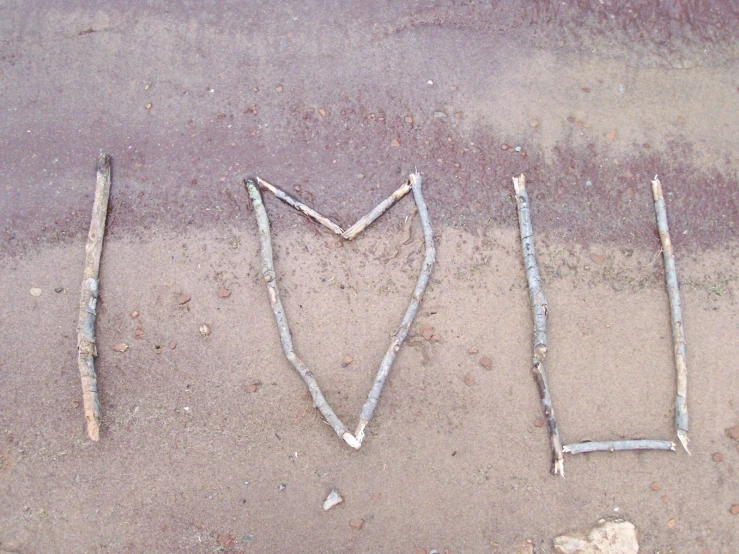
[55,287,63,293]
[712,452,724,462]
[199,324,211,336]
[178,294,191,305]
[72,401,80,409]
[135,328,144,338]
[589,253,605,265]
[501,144,509,150]
[730,504,739,515]
[529,119,539,127]
[319,108,326,117]
[356,173,364,179]
[342,355,353,368]
[554,520,638,554]
[219,534,235,548]
[468,346,479,354]
[582,87,591,93]
[454,111,462,119]
[534,417,545,428]
[145,103,152,110]
[433,111,447,118]
[513,540,534,554]
[422,327,434,341]
[606,130,617,140]
[567,115,576,123]
[275,85,283,92]
[246,383,259,393]
[416,549,428,554]
[131,311,139,318]
[169,343,176,350]
[30,288,42,297]
[667,519,676,528]
[293,184,301,192]
[431,334,441,342]
[349,518,364,530]
[112,343,129,352]
[144,83,151,90]
[391,139,400,147]
[464,373,475,386]
[677,116,686,124]
[219,287,231,298]
[405,116,413,123]
[728,424,739,440]
[322,488,343,511]
[278,483,286,491]
[650,481,661,491]
[479,356,493,370]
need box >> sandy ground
[1,2,738,553]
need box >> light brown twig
[651,176,690,454]
[76,154,111,441]
[513,174,564,476]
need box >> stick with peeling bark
[651,176,690,454]
[245,178,360,449]
[512,174,564,476]
[76,154,111,441]
[355,172,435,444]
[564,439,676,455]
[256,177,344,235]
[342,181,412,240]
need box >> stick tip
[96,153,111,173]
[512,173,526,194]
[86,420,100,442]
[677,430,690,454]
[553,459,564,477]
[343,432,361,450]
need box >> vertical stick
[245,179,360,449]
[513,174,564,476]
[651,176,690,454]
[76,154,111,441]
[355,172,435,444]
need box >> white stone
[553,520,638,554]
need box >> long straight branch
[355,172,435,444]
[245,179,360,449]
[651,176,689,454]
[256,177,345,235]
[342,181,412,240]
[564,440,676,455]
[513,174,564,476]
[76,154,111,441]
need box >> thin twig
[651,176,690,454]
[256,177,344,236]
[355,172,435,444]
[76,154,111,441]
[245,179,360,449]
[513,173,564,476]
[342,181,412,240]
[564,440,676,455]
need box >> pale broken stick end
[86,416,101,442]
[553,458,564,478]
[677,430,691,454]
[512,173,526,194]
[343,432,361,450]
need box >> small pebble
[391,139,400,147]
[416,549,428,554]
[729,424,739,440]
[667,519,676,528]
[730,504,739,515]
[567,115,576,123]
[322,488,343,511]
[501,144,509,150]
[135,328,144,338]
[454,112,462,119]
[145,103,152,110]
[342,355,353,368]
[319,108,326,117]
[468,346,479,354]
[405,116,413,123]
[712,452,724,462]
[72,401,80,409]
[246,383,259,393]
[650,481,662,491]
[275,85,283,92]
[242,534,254,543]
[356,173,365,179]
[430,334,441,342]
[278,483,286,491]
[178,294,191,305]
[199,324,211,336]
[349,518,364,530]
[464,374,475,386]
[534,418,545,428]
[30,288,42,297]
[606,130,617,140]
[219,288,231,298]
[433,111,447,119]
[169,343,176,350]
[590,253,605,265]
[55,287,63,293]
[112,343,129,352]
[529,119,539,127]
[131,311,139,318]
[514,146,522,152]
[479,357,493,370]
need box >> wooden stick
[355,172,435,444]
[564,439,676,455]
[513,174,564,476]
[342,180,412,240]
[256,177,344,236]
[651,176,690,454]
[76,154,111,441]
[245,179,360,449]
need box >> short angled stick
[651,176,690,454]
[513,174,564,476]
[564,440,676,455]
[76,154,111,441]
[245,179,359,449]
[342,180,412,240]
[355,172,435,444]
[257,177,345,236]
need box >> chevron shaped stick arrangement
[245,173,435,449]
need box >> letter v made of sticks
[512,174,689,477]
[245,173,435,449]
